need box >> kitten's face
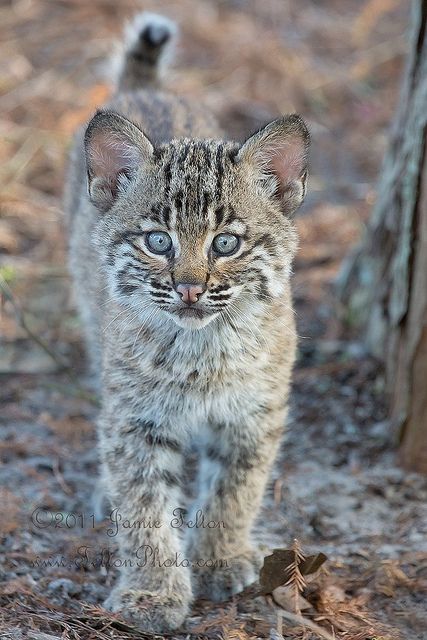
[86,113,309,330]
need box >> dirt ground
[1,1,427,638]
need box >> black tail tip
[125,13,177,54]
[140,23,171,48]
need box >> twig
[0,135,43,186]
[42,380,100,407]
[1,274,100,406]
[0,274,69,371]
[52,459,74,496]
[277,610,336,640]
[276,609,283,637]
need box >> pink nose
[176,283,205,304]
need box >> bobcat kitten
[65,12,309,633]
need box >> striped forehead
[154,139,239,232]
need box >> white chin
[170,313,217,330]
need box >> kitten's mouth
[168,306,217,329]
[175,307,209,319]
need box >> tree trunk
[337,0,427,473]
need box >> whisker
[102,305,132,333]
[131,305,157,354]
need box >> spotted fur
[65,11,309,633]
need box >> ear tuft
[236,114,310,215]
[84,111,154,212]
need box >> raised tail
[115,12,177,92]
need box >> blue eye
[146,231,172,254]
[212,233,240,256]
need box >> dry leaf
[260,548,328,594]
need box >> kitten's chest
[149,325,264,382]
[128,324,272,426]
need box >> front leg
[190,411,285,601]
[99,412,192,632]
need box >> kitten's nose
[175,283,206,305]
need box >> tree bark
[337,0,427,472]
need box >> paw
[104,587,190,632]
[193,547,261,602]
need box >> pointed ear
[84,110,154,212]
[236,114,309,215]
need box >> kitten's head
[85,111,309,329]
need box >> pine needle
[284,539,307,615]
[277,609,336,640]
